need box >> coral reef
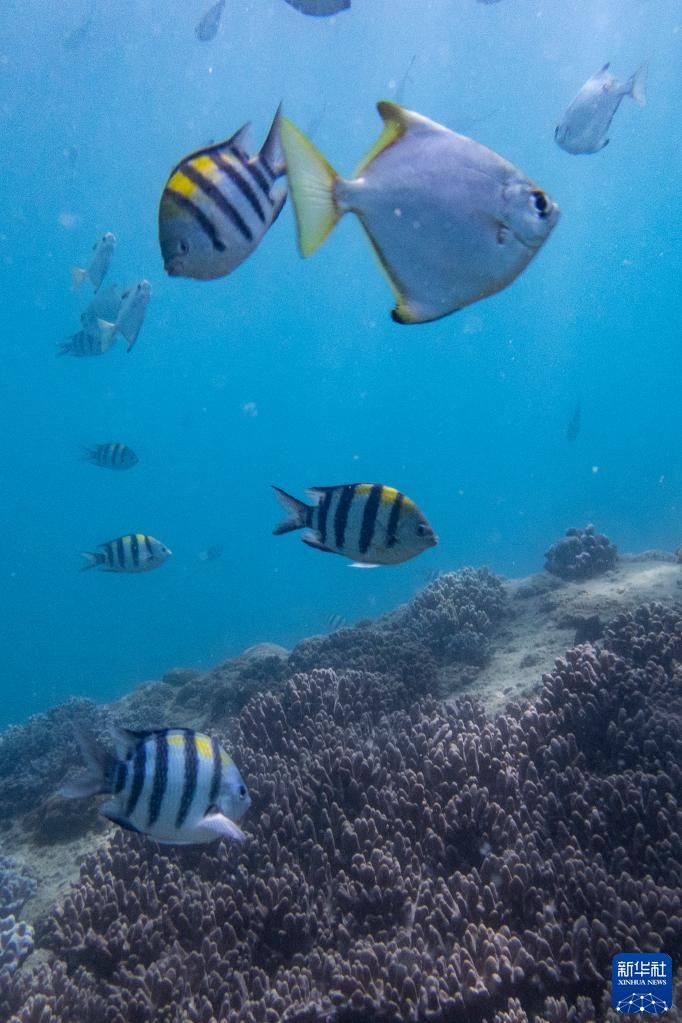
[544,524,617,581]
[0,859,36,919]
[3,601,680,1022]
[0,917,33,979]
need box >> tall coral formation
[3,603,680,1022]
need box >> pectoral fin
[200,811,247,844]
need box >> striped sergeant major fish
[60,725,251,845]
[57,326,117,357]
[81,533,171,573]
[158,106,287,280]
[272,483,438,566]
[82,443,139,470]
[71,232,115,291]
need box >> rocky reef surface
[0,558,680,1021]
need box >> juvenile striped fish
[158,106,287,280]
[280,102,559,323]
[61,725,250,845]
[82,443,139,470]
[71,232,116,291]
[57,327,117,357]
[81,533,171,572]
[97,280,151,353]
[272,483,437,566]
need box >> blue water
[1,0,681,728]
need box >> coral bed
[1,595,680,1022]
[544,525,618,582]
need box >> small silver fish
[71,232,116,291]
[280,102,559,324]
[82,443,139,470]
[566,402,581,444]
[283,0,350,14]
[61,725,250,845]
[196,0,225,41]
[97,280,151,353]
[158,107,286,280]
[272,483,438,566]
[555,63,647,155]
[80,283,123,332]
[81,533,171,572]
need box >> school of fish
[58,2,650,847]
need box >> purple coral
[2,600,680,1022]
[544,524,617,581]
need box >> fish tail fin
[71,266,88,290]
[81,446,96,463]
[56,340,72,356]
[628,64,647,107]
[279,116,341,256]
[260,103,286,177]
[272,485,311,535]
[80,550,105,571]
[59,723,116,798]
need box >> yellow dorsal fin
[353,101,409,178]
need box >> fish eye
[532,190,549,218]
[239,784,247,799]
[417,523,428,536]
[178,239,190,255]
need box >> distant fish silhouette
[195,0,225,41]
[327,612,347,632]
[566,402,582,443]
[63,1,96,49]
[198,544,224,563]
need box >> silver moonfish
[272,483,438,566]
[80,283,123,333]
[196,0,225,41]
[555,63,646,155]
[158,107,287,280]
[283,0,350,15]
[71,232,116,291]
[97,280,151,353]
[82,443,139,470]
[81,533,171,572]
[279,103,559,324]
[61,726,250,845]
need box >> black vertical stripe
[208,736,222,805]
[147,734,169,828]
[317,490,333,545]
[125,740,146,817]
[213,155,265,222]
[334,485,356,550]
[130,534,140,568]
[165,189,226,252]
[176,732,199,829]
[113,444,121,467]
[359,485,382,554]
[144,535,154,563]
[386,491,404,547]
[116,536,125,570]
[241,158,274,203]
[181,162,253,242]
[104,542,114,567]
[259,154,276,181]
[113,761,127,794]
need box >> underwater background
[1,0,681,728]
